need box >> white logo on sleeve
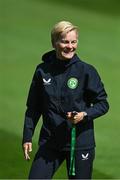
[43,78,51,85]
[81,153,89,160]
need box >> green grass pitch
[0,0,120,178]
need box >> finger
[28,143,32,152]
[74,116,77,120]
[24,145,30,160]
[67,112,71,117]
[24,147,28,159]
[25,151,30,160]
[24,151,30,160]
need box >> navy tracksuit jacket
[23,50,109,151]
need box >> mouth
[62,50,75,59]
[56,48,76,60]
[63,49,75,54]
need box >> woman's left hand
[67,112,85,124]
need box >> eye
[71,40,78,44]
[60,40,78,45]
[61,40,69,44]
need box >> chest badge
[67,77,78,89]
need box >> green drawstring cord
[69,124,76,176]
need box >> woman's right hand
[23,142,32,160]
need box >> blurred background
[0,0,120,179]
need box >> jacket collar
[42,50,80,68]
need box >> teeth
[64,51,73,53]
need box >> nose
[66,42,73,49]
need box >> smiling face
[54,30,78,60]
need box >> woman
[22,21,109,179]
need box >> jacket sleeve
[84,65,109,121]
[22,66,42,144]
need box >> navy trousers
[29,145,95,179]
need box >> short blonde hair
[51,21,79,46]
